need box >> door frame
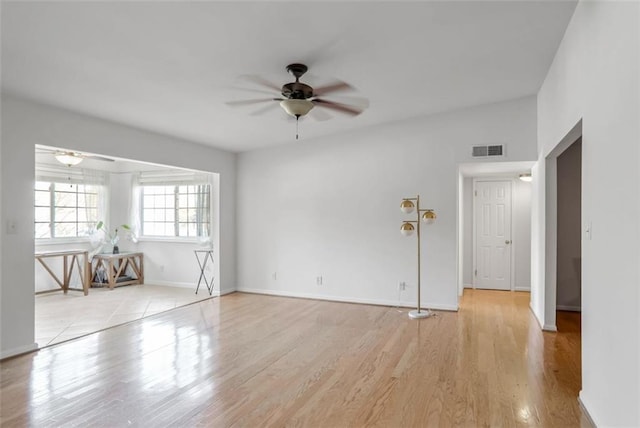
[472,177,516,291]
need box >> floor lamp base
[408,309,434,319]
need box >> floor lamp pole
[416,195,422,314]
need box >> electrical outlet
[399,281,406,291]
[272,272,277,280]
[316,276,323,285]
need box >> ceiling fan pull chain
[296,115,299,140]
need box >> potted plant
[95,221,132,254]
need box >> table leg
[108,259,115,290]
[83,252,89,296]
[63,255,69,294]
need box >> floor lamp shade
[400,199,415,214]
[400,222,415,236]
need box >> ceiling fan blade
[226,98,280,107]
[85,155,115,162]
[321,95,370,109]
[313,80,354,96]
[230,86,280,97]
[239,75,283,93]
[309,107,332,122]
[313,99,364,116]
[250,102,281,116]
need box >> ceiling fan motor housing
[281,82,314,100]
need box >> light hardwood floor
[0,289,588,427]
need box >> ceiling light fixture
[280,99,314,140]
[54,152,83,166]
[519,173,532,182]
[279,99,314,117]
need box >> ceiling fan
[36,148,115,166]
[226,63,369,139]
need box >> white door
[474,180,512,290]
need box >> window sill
[35,237,92,247]
[136,237,211,245]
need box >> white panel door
[474,180,512,290]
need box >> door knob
[505,240,511,244]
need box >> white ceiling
[1,1,576,152]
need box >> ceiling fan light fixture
[280,99,314,117]
[54,152,83,166]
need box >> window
[35,164,107,240]
[140,184,210,238]
[35,181,101,239]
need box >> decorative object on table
[400,195,437,319]
[96,221,131,254]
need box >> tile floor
[35,284,213,347]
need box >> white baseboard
[0,342,38,360]
[543,324,558,332]
[578,392,598,427]
[236,287,459,311]
[557,305,581,312]
[514,286,531,292]
[463,283,473,289]
[218,288,236,296]
[144,280,227,297]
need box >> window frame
[34,180,102,242]
[138,183,211,240]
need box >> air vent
[472,144,504,157]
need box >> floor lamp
[400,195,436,319]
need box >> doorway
[473,179,513,290]
[556,138,582,330]
[457,161,534,299]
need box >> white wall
[462,178,473,287]
[461,177,531,291]
[237,97,537,310]
[513,178,531,290]
[534,1,639,425]
[1,94,237,358]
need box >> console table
[35,249,90,295]
[91,252,144,290]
